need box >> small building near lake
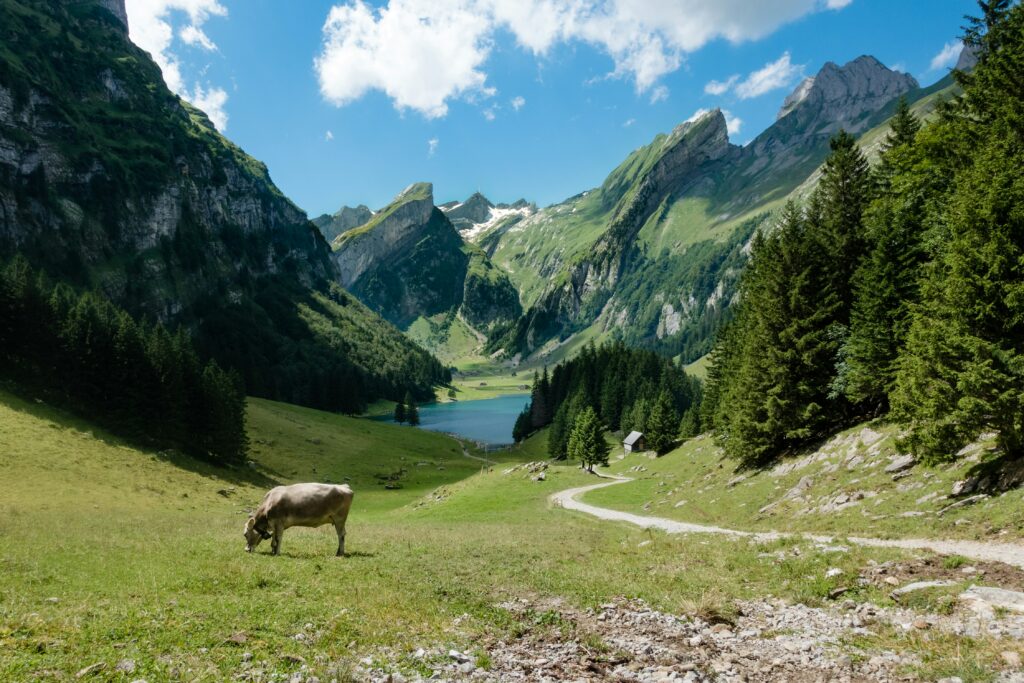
[623,431,645,455]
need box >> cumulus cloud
[723,109,742,135]
[649,85,669,104]
[428,137,440,156]
[126,0,230,130]
[704,74,738,95]
[316,0,830,118]
[929,40,962,72]
[510,95,526,111]
[825,0,853,8]
[735,51,803,99]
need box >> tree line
[703,1,1024,468]
[514,342,702,464]
[0,256,247,463]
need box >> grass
[584,425,1024,542]
[1,389,1018,681]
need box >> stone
[884,455,915,473]
[75,663,106,678]
[960,586,1024,614]
[1002,651,1022,668]
[912,619,930,630]
[115,660,136,674]
[938,494,989,516]
[883,577,900,586]
[890,580,956,599]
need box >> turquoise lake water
[376,394,531,446]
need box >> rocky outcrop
[331,182,435,287]
[769,56,917,141]
[313,204,373,242]
[442,192,493,230]
[331,183,521,333]
[97,0,128,29]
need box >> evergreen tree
[512,404,532,442]
[567,406,610,472]
[678,406,701,439]
[529,369,551,428]
[394,400,406,423]
[408,402,420,426]
[645,391,678,453]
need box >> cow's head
[243,517,271,552]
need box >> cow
[244,483,354,556]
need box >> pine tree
[394,400,406,423]
[567,406,609,472]
[529,370,550,428]
[512,405,532,442]
[645,391,678,453]
[678,406,701,439]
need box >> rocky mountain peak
[775,55,917,132]
[97,0,128,30]
[442,191,494,228]
[956,43,979,71]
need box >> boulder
[884,454,915,474]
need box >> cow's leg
[333,519,346,557]
[271,523,283,556]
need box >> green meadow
[0,389,1018,681]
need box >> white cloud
[189,84,228,131]
[704,74,738,95]
[686,108,710,123]
[179,24,216,51]
[735,51,803,99]
[316,0,492,119]
[649,85,669,104]
[929,40,962,72]
[623,117,636,127]
[825,0,853,9]
[428,137,440,156]
[483,107,497,121]
[325,130,334,141]
[723,109,742,135]
[126,0,230,130]
[510,95,526,111]
[316,0,829,118]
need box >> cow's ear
[244,517,255,533]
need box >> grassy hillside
[2,390,1020,681]
[587,425,1023,542]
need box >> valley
[3,1,1024,682]
[3,388,1023,682]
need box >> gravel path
[552,475,1024,569]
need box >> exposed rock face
[443,192,493,230]
[331,183,521,332]
[773,56,918,134]
[331,183,435,287]
[98,0,128,28]
[313,204,373,242]
[956,43,979,71]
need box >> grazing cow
[244,483,353,556]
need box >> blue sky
[125,0,975,216]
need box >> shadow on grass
[956,451,1024,497]
[1,383,276,488]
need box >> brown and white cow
[244,483,353,556]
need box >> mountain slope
[487,56,925,363]
[0,0,448,409]
[329,183,521,358]
[313,203,374,242]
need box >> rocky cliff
[313,204,373,242]
[330,183,521,335]
[0,0,449,408]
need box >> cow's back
[261,483,351,522]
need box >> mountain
[313,204,374,242]
[329,183,521,360]
[440,192,536,241]
[484,55,926,364]
[0,0,449,410]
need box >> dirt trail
[552,475,1024,569]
